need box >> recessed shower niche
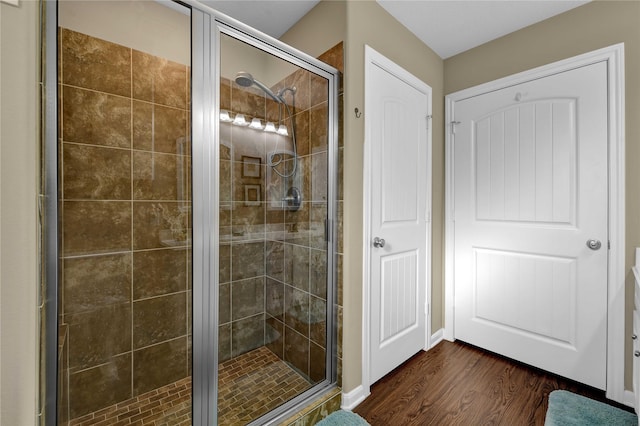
[48,1,339,425]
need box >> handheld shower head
[234,71,282,104]
[234,71,254,88]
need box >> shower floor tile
[66,347,311,426]
[218,346,312,425]
[67,376,191,426]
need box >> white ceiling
[377,0,590,58]
[201,1,321,39]
[205,0,590,59]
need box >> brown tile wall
[58,28,191,420]
[218,42,344,391]
[57,26,342,422]
[317,42,345,391]
[218,75,269,363]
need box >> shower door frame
[43,1,340,425]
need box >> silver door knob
[635,350,640,358]
[586,239,602,250]
[373,237,385,248]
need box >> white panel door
[368,59,429,384]
[453,61,608,389]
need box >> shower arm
[267,86,298,178]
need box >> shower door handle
[373,237,385,248]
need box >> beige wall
[0,0,39,424]
[59,0,191,65]
[342,1,445,392]
[278,0,346,60]
[283,0,446,394]
[9,0,633,419]
[444,0,640,389]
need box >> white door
[453,61,608,389]
[366,48,431,384]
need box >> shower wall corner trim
[43,0,60,424]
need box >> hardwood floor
[354,340,632,425]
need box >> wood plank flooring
[354,340,633,425]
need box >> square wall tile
[318,42,344,74]
[231,241,265,281]
[219,243,231,284]
[231,277,265,321]
[292,110,310,157]
[309,342,326,383]
[67,303,131,370]
[310,249,327,300]
[219,323,231,363]
[219,283,231,324]
[220,77,231,111]
[63,143,131,200]
[309,296,326,347]
[68,353,132,419]
[61,28,131,97]
[133,201,188,250]
[64,253,131,314]
[133,292,187,348]
[265,278,284,321]
[231,202,266,240]
[266,240,285,282]
[285,285,310,338]
[63,201,131,256]
[284,326,309,379]
[310,103,328,153]
[62,86,131,148]
[133,337,188,395]
[310,203,327,250]
[285,68,310,114]
[265,316,284,360]
[285,244,310,291]
[310,73,329,109]
[133,248,188,299]
[231,314,265,357]
[133,151,181,201]
[132,50,187,109]
[231,84,265,118]
[133,101,188,154]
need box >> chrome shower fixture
[234,70,299,178]
[235,71,283,104]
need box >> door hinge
[451,120,461,134]
[608,240,611,250]
[426,115,432,130]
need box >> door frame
[444,44,626,404]
[361,45,433,398]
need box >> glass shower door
[217,32,333,424]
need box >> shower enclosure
[45,1,339,425]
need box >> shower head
[235,71,282,104]
[234,71,254,88]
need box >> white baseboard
[430,328,445,348]
[341,385,370,410]
[623,389,635,409]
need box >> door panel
[380,250,418,344]
[453,61,608,389]
[475,100,576,224]
[369,60,430,384]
